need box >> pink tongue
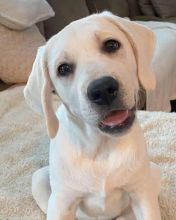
[102,110,129,126]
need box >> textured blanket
[0,86,176,220]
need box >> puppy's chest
[56,148,130,196]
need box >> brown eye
[57,63,74,77]
[102,39,120,53]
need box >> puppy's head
[24,12,156,138]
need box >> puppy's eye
[102,39,120,53]
[57,63,74,77]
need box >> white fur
[24,12,161,220]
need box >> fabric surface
[131,15,176,23]
[0,24,45,84]
[45,0,89,39]
[151,0,176,18]
[92,0,129,17]
[0,85,176,219]
[137,21,176,111]
[127,0,142,17]
[0,85,47,220]
[0,80,11,91]
[0,0,54,30]
[139,0,156,16]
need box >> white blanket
[138,21,176,112]
[0,86,176,219]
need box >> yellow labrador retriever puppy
[24,12,161,220]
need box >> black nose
[87,76,119,105]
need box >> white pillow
[0,0,55,30]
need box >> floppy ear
[24,46,59,138]
[102,12,156,91]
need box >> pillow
[151,0,176,18]
[139,0,156,16]
[0,24,45,84]
[0,0,55,30]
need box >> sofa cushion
[45,0,89,38]
[127,0,142,17]
[139,0,156,16]
[151,0,176,18]
[86,0,129,17]
[104,0,130,17]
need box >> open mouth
[99,108,136,134]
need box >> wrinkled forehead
[46,15,128,57]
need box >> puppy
[24,12,161,220]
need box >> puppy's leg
[128,162,161,220]
[116,206,136,220]
[116,212,136,220]
[149,162,161,195]
[47,193,80,220]
[32,166,51,213]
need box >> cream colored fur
[24,12,161,220]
